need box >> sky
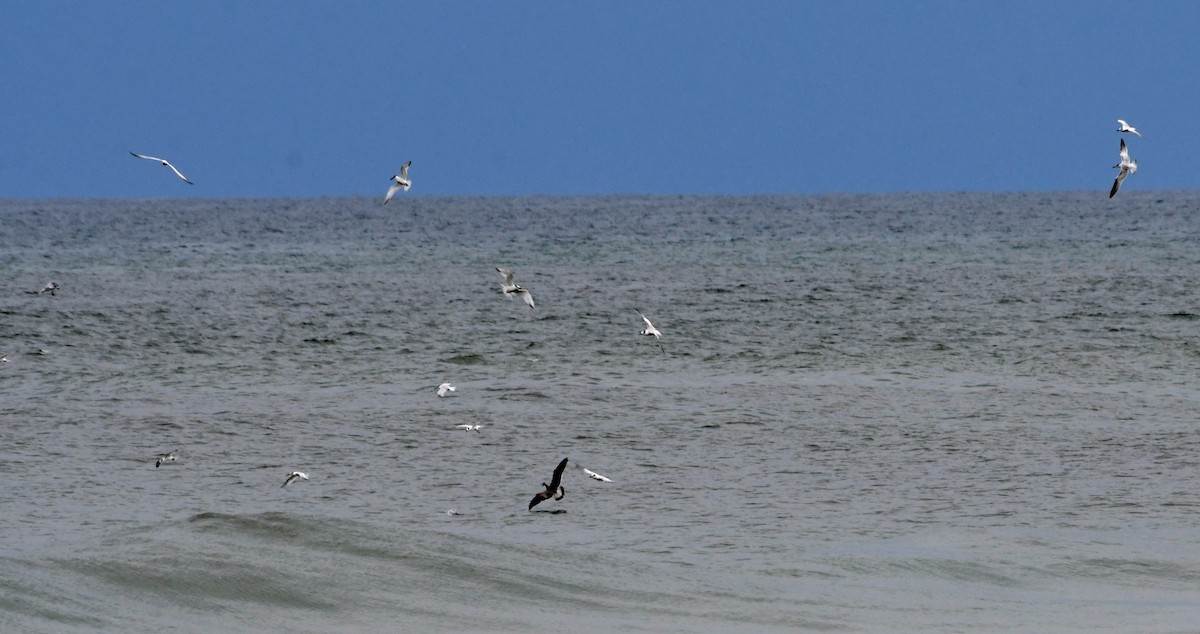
[2,1,1198,198]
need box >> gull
[39,282,59,296]
[1116,119,1143,138]
[529,457,569,510]
[496,267,535,308]
[155,450,179,468]
[1110,138,1138,199]
[281,471,309,487]
[437,382,457,397]
[130,152,193,184]
[455,424,483,431]
[580,466,612,482]
[637,310,665,354]
[384,161,412,204]
[446,509,462,516]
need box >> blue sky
[2,1,1196,198]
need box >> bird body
[529,458,569,510]
[155,450,179,468]
[496,267,535,308]
[384,161,412,204]
[282,471,309,487]
[1116,119,1143,138]
[1110,138,1137,198]
[130,152,193,184]
[581,467,612,482]
[437,382,457,397]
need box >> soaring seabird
[1110,138,1137,198]
[155,450,179,468]
[528,457,569,510]
[1116,119,1143,138]
[384,161,412,204]
[130,152,193,184]
[281,471,309,487]
[437,382,457,397]
[496,267,535,308]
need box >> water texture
[1,193,1199,632]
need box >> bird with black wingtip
[529,458,569,510]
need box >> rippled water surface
[2,193,1200,632]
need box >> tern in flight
[437,382,457,397]
[637,310,665,354]
[1110,138,1137,199]
[130,152,193,184]
[529,458,569,510]
[580,466,612,482]
[1116,119,1143,138]
[496,267,535,308]
[455,424,483,432]
[384,161,412,204]
[281,471,309,487]
[155,450,179,468]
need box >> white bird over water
[496,267,535,308]
[637,310,665,354]
[155,450,179,468]
[1110,138,1138,199]
[130,152,193,184]
[281,471,309,487]
[437,382,457,397]
[455,424,483,432]
[384,161,412,204]
[39,282,59,296]
[1116,119,1143,138]
[580,466,612,482]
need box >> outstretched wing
[130,152,163,162]
[496,267,515,286]
[1109,168,1128,198]
[399,161,411,180]
[548,458,569,490]
[384,181,404,204]
[516,288,535,308]
[1118,138,1130,164]
[164,161,193,184]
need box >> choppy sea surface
[2,193,1200,633]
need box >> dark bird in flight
[528,457,568,510]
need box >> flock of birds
[1110,118,1143,198]
[23,168,654,509]
[79,127,1146,508]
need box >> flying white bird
[281,471,309,487]
[0,354,8,363]
[1116,119,1143,138]
[130,152,193,184]
[437,382,457,397]
[580,466,612,482]
[637,310,665,354]
[1110,138,1138,198]
[38,282,59,296]
[155,450,179,468]
[496,267,535,308]
[384,161,412,204]
[455,424,483,432]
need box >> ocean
[1,193,1199,632]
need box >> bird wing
[548,458,569,489]
[1110,168,1128,198]
[384,181,404,204]
[1118,139,1129,163]
[496,267,515,286]
[164,161,193,184]
[529,491,549,510]
[399,161,411,180]
[517,288,535,308]
[639,312,654,329]
[130,152,163,162]
[1117,119,1128,129]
